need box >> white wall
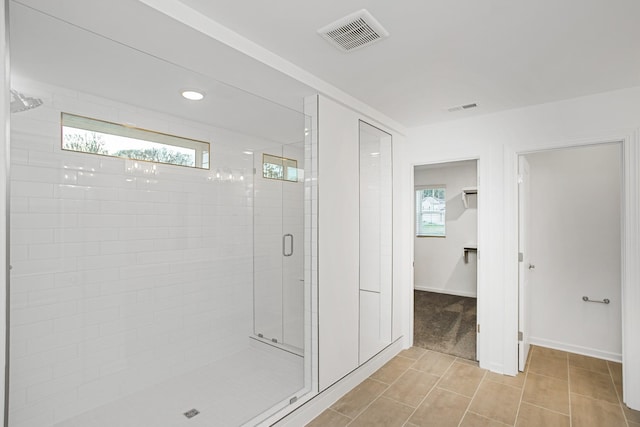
[403,86,640,410]
[7,79,288,427]
[414,161,477,297]
[527,144,621,360]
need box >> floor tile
[460,411,511,426]
[568,353,610,375]
[515,402,569,427]
[412,351,456,377]
[485,371,525,389]
[528,354,568,380]
[569,366,618,404]
[330,378,388,419]
[348,397,413,427]
[570,393,626,427]
[382,368,438,407]
[305,409,350,427]
[370,356,415,385]
[624,404,640,424]
[469,379,520,425]
[456,357,480,367]
[437,362,485,397]
[408,387,470,427]
[399,347,427,360]
[608,361,623,398]
[532,346,568,360]
[54,347,302,427]
[306,349,630,427]
[522,372,569,414]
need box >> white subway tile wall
[8,80,309,427]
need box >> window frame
[415,185,447,237]
[262,153,298,183]
[61,112,210,170]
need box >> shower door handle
[283,234,293,257]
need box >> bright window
[61,113,210,169]
[263,154,298,182]
[416,186,446,237]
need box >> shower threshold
[250,334,304,357]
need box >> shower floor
[55,345,304,427]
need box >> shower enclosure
[254,143,306,353]
[5,2,315,427]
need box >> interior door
[518,155,532,371]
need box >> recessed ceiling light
[181,90,205,101]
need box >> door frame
[410,157,481,362]
[513,135,640,408]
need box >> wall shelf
[462,187,478,208]
[463,244,477,263]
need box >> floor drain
[184,409,200,419]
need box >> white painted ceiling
[11,0,640,130]
[176,0,640,126]
[10,0,312,144]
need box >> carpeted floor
[413,290,477,361]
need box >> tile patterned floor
[307,345,640,427]
[53,346,303,427]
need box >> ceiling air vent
[447,103,479,113]
[318,9,389,52]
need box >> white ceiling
[12,0,640,130]
[10,0,312,144]
[176,0,640,126]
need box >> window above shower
[61,113,210,169]
[262,153,299,182]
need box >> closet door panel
[359,121,393,360]
[318,96,360,390]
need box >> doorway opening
[413,159,479,361]
[517,142,623,371]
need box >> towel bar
[582,296,610,304]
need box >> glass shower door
[281,142,304,351]
[254,142,304,353]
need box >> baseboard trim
[529,337,622,362]
[271,339,405,426]
[414,285,477,298]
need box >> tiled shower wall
[8,80,288,427]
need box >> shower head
[10,90,43,113]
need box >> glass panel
[416,187,446,236]
[263,153,298,182]
[281,142,305,350]
[61,113,210,169]
[8,3,315,427]
[253,144,305,352]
